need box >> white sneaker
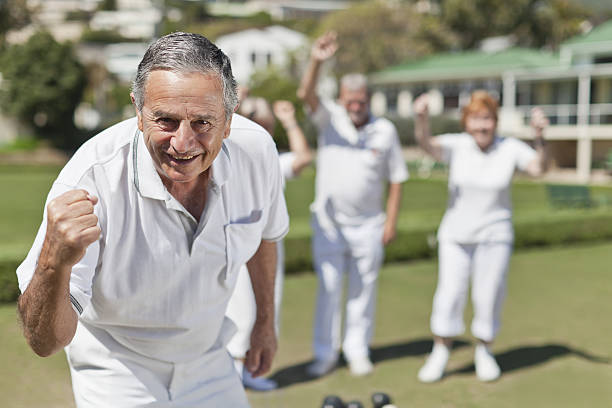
[418,343,450,383]
[348,356,373,377]
[306,358,338,377]
[474,344,501,382]
[242,368,278,391]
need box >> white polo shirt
[17,114,289,363]
[310,98,409,226]
[278,151,296,183]
[436,133,536,243]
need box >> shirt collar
[469,134,502,154]
[132,129,232,200]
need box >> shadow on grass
[445,343,611,379]
[268,337,470,389]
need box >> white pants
[66,322,249,408]
[430,241,513,342]
[311,215,384,362]
[225,242,285,359]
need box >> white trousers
[311,215,384,362]
[66,322,249,408]
[225,242,285,359]
[430,241,513,342]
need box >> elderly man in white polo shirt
[16,32,288,407]
[297,32,409,377]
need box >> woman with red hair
[413,90,548,382]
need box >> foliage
[0,260,20,302]
[282,210,612,275]
[0,0,30,46]
[0,31,87,149]
[65,9,93,22]
[246,68,317,148]
[162,10,273,41]
[80,28,138,43]
[316,0,458,76]
[97,0,117,11]
[387,115,462,146]
[440,0,591,50]
[164,0,211,26]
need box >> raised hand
[530,107,549,132]
[272,100,297,127]
[311,31,338,62]
[44,189,100,269]
[413,93,430,117]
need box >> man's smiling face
[134,70,231,188]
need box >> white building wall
[216,26,307,85]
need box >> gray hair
[340,73,369,92]
[132,32,238,120]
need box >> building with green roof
[370,20,612,181]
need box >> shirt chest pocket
[361,145,385,171]
[224,212,264,281]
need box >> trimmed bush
[4,211,612,304]
[283,211,612,274]
[0,259,21,303]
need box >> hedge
[3,211,612,303]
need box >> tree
[98,0,117,11]
[315,0,457,76]
[247,67,315,149]
[440,0,590,50]
[0,0,30,47]
[513,0,591,49]
[0,31,87,148]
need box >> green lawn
[0,165,62,261]
[2,242,611,407]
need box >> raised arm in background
[413,94,444,162]
[525,107,549,177]
[297,31,338,113]
[273,100,313,176]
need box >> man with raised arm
[297,31,409,377]
[16,32,288,407]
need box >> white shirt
[278,151,296,183]
[310,98,409,225]
[17,115,289,363]
[436,133,536,243]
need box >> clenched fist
[44,189,101,269]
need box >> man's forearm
[297,58,322,112]
[18,244,78,357]
[246,240,277,325]
[385,183,402,228]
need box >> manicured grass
[0,164,62,260]
[250,241,612,407]
[2,242,611,407]
[0,304,75,408]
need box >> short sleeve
[310,98,333,132]
[387,127,409,184]
[435,133,466,163]
[278,152,296,183]
[261,143,290,242]
[513,138,537,172]
[16,181,101,316]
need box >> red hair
[461,90,498,128]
